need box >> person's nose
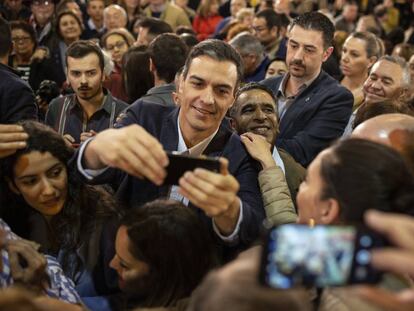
[253,108,266,121]
[200,87,214,105]
[40,178,55,197]
[292,46,304,61]
[80,73,88,84]
[341,52,349,63]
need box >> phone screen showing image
[260,225,385,289]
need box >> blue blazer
[261,70,353,167]
[80,101,265,255]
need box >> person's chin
[364,93,384,104]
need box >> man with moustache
[261,12,353,167]
[46,41,128,146]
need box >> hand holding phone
[259,224,387,289]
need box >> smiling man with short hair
[75,39,265,255]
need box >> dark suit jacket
[0,63,37,123]
[261,70,353,167]
[78,101,265,255]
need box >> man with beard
[261,12,353,167]
[46,40,128,146]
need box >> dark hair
[255,9,290,32]
[320,139,414,223]
[353,100,414,130]
[66,40,105,71]
[10,21,38,51]
[148,33,188,84]
[121,199,218,308]
[289,12,335,49]
[122,45,154,103]
[175,26,196,36]
[179,33,199,49]
[138,17,173,42]
[229,82,277,118]
[55,10,84,39]
[0,16,12,57]
[182,39,243,89]
[0,121,119,279]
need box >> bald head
[352,113,414,147]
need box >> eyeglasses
[252,26,268,33]
[32,1,53,7]
[106,41,127,51]
[12,36,32,43]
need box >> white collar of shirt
[177,112,219,154]
[272,147,286,176]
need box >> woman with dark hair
[296,138,414,225]
[0,121,120,300]
[110,199,218,310]
[122,45,154,103]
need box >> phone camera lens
[356,250,371,265]
[360,235,373,248]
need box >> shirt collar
[177,112,219,156]
[277,71,320,99]
[272,146,286,176]
[72,89,112,114]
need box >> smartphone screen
[259,225,385,288]
[163,152,220,185]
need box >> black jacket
[0,63,37,123]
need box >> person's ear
[149,58,155,74]
[322,46,334,62]
[270,26,278,37]
[319,198,340,225]
[397,87,410,103]
[6,177,20,195]
[367,56,377,70]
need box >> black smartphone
[163,152,221,185]
[259,224,387,289]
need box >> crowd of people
[0,0,414,310]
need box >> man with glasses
[46,41,127,146]
[30,0,55,45]
[252,9,289,60]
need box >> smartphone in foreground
[163,152,220,185]
[259,224,387,289]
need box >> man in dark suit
[75,40,265,253]
[261,12,353,167]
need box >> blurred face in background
[31,0,55,27]
[105,34,129,66]
[11,28,35,57]
[87,0,105,23]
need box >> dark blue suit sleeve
[2,80,37,123]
